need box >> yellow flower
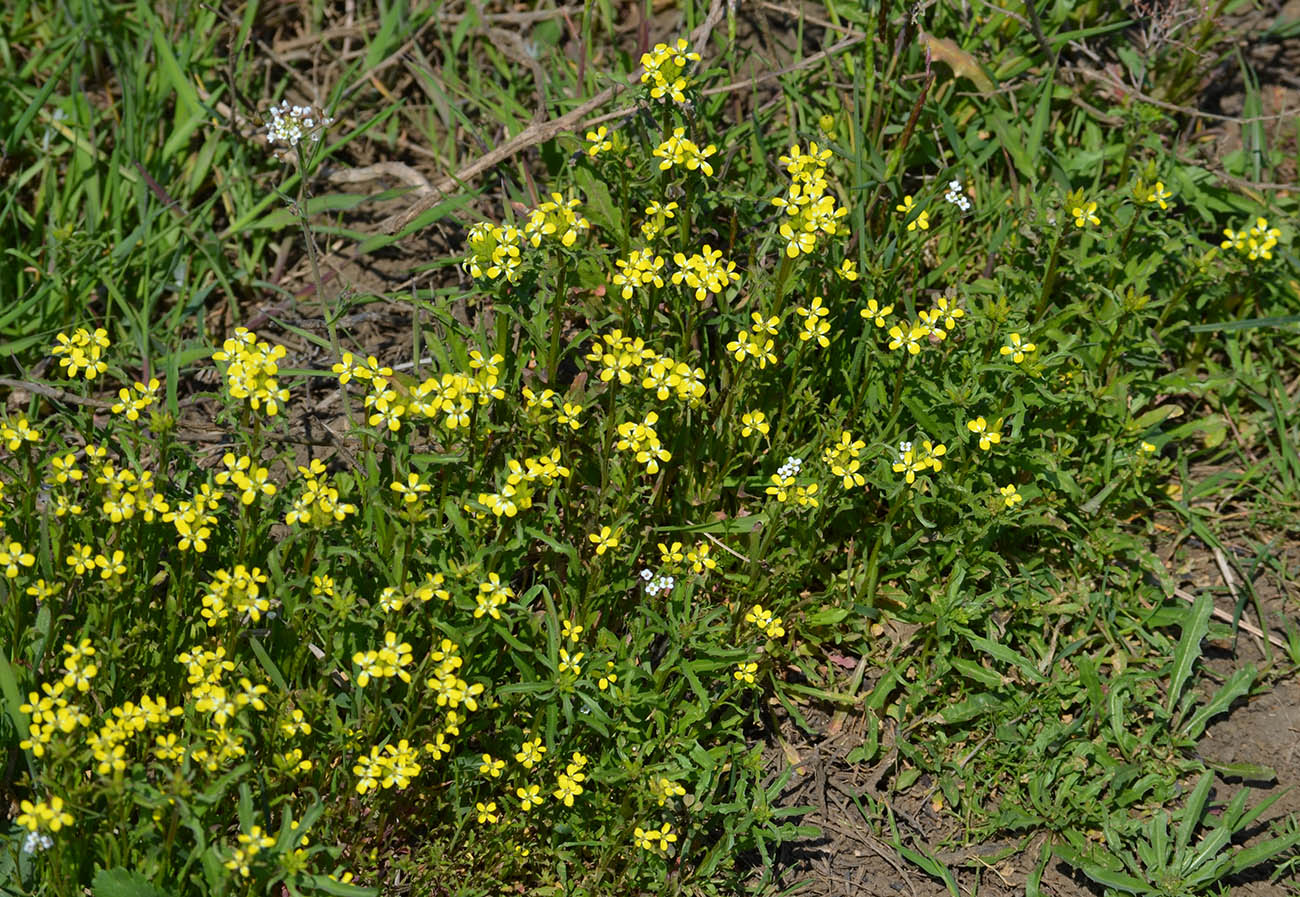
[588,525,621,556]
[896,195,929,231]
[966,417,1002,451]
[734,661,758,685]
[634,826,661,850]
[740,410,770,437]
[837,259,859,281]
[0,541,36,579]
[1071,199,1100,228]
[516,784,544,811]
[999,483,1023,509]
[1145,181,1172,210]
[999,332,1037,364]
[479,754,505,778]
[2,417,42,451]
[515,738,547,769]
[476,801,498,824]
[558,648,584,676]
[860,299,894,328]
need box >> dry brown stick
[1068,64,1300,124]
[1173,586,1286,650]
[1212,545,1269,657]
[0,378,114,410]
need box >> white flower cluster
[944,179,971,213]
[640,568,675,597]
[265,100,334,149]
[897,441,912,463]
[776,456,803,479]
[22,831,53,855]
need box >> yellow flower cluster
[211,328,290,416]
[475,571,514,620]
[224,825,276,878]
[1221,217,1281,262]
[772,143,848,258]
[20,669,93,758]
[215,453,277,506]
[50,327,111,380]
[634,822,679,854]
[795,295,831,348]
[525,192,590,248]
[16,795,74,833]
[612,248,666,299]
[474,449,571,518]
[648,775,687,806]
[652,126,717,176]
[726,329,778,369]
[639,39,701,103]
[892,440,946,485]
[463,221,523,282]
[672,244,740,302]
[586,331,706,405]
[615,411,671,474]
[425,637,485,711]
[284,459,356,528]
[352,632,414,688]
[353,739,423,794]
[886,297,964,355]
[822,430,867,489]
[640,200,678,241]
[161,485,222,553]
[199,565,270,626]
[745,604,786,639]
[765,473,819,506]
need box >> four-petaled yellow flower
[1145,181,1172,210]
[966,417,1002,451]
[734,661,758,685]
[1071,199,1100,228]
[1000,483,1023,509]
[1000,333,1037,364]
[741,410,770,437]
[588,525,621,556]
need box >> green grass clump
[3,3,1300,896]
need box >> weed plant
[2,3,1299,897]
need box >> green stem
[548,260,569,385]
[1033,221,1066,322]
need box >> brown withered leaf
[921,31,996,95]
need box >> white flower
[777,456,804,478]
[265,100,335,149]
[22,831,53,854]
[944,180,971,212]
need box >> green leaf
[92,868,171,897]
[1167,590,1212,716]
[299,874,379,897]
[0,649,25,743]
[961,631,1047,683]
[1182,665,1254,740]
[248,637,289,693]
[1052,843,1146,894]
